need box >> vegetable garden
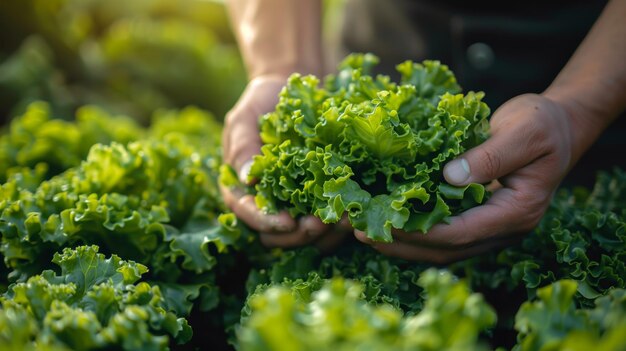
[0,1,625,350]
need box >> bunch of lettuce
[246,53,490,242]
[0,245,191,350]
[243,245,429,316]
[0,102,143,182]
[513,280,626,351]
[0,102,251,322]
[238,269,496,351]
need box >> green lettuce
[243,245,429,314]
[236,168,626,349]
[0,102,144,182]
[238,269,495,351]
[513,280,626,351]
[0,245,191,350]
[245,53,490,242]
[0,103,251,320]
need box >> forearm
[543,0,626,163]
[227,0,323,80]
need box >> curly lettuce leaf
[238,269,495,351]
[0,245,191,350]
[247,53,490,241]
[0,102,144,182]
[513,280,626,351]
[0,104,249,323]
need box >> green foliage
[238,269,495,351]
[0,0,245,121]
[0,101,143,181]
[453,168,626,308]
[233,168,626,350]
[0,103,249,323]
[102,17,244,119]
[247,53,490,242]
[1,51,625,350]
[244,245,428,314]
[513,280,626,351]
[0,245,191,350]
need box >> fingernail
[239,160,253,184]
[444,158,470,184]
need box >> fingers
[397,185,547,247]
[444,126,546,186]
[221,181,348,251]
[259,224,314,248]
[300,215,328,237]
[220,183,296,233]
[229,126,262,184]
[223,106,263,184]
[259,215,350,251]
[355,230,522,264]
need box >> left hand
[221,76,350,253]
[354,93,578,263]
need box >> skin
[223,0,626,262]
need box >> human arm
[221,0,348,250]
[355,0,626,263]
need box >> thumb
[224,115,262,185]
[238,159,254,185]
[232,144,260,186]
[443,128,541,185]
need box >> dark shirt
[338,0,607,107]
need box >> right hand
[220,75,350,252]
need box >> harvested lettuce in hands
[248,53,490,242]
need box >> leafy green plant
[244,245,428,315]
[245,53,490,242]
[0,103,251,324]
[238,269,495,351]
[0,101,143,181]
[0,245,191,350]
[513,280,626,351]
[452,168,626,309]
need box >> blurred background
[0,0,248,125]
[0,0,347,125]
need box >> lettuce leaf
[0,245,191,350]
[513,280,626,351]
[238,269,495,351]
[0,103,252,323]
[0,102,144,182]
[246,53,490,241]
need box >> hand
[221,76,350,252]
[355,93,578,263]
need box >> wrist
[247,61,323,81]
[228,0,324,81]
[542,86,610,167]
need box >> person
[220,0,626,263]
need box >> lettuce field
[1,1,625,350]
